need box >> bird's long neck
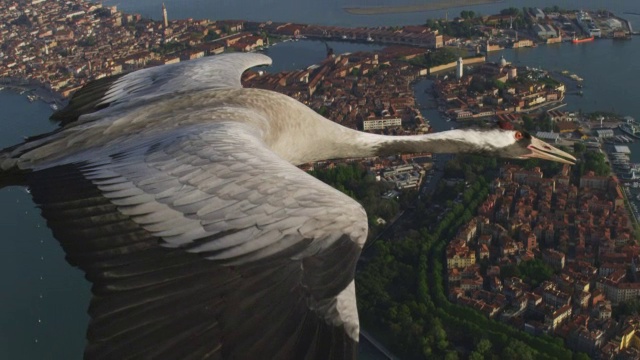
[255,90,503,164]
[359,130,493,157]
[313,127,500,163]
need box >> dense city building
[446,164,640,357]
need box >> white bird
[0,53,575,359]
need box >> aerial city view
[3,0,640,359]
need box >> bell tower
[162,3,168,28]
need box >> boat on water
[569,74,583,81]
[572,36,595,44]
[50,103,59,111]
[620,123,640,139]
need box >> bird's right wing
[24,121,366,359]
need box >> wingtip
[0,166,27,188]
[251,52,273,67]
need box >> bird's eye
[515,131,523,140]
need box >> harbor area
[605,142,640,223]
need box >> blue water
[3,0,640,358]
[103,0,640,27]
[262,40,385,73]
[0,93,90,359]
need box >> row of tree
[422,6,535,35]
[408,47,468,69]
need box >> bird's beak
[522,137,577,165]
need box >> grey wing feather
[85,122,368,263]
[48,53,272,125]
[100,53,272,106]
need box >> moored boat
[572,36,595,44]
[620,123,640,139]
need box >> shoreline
[1,6,628,112]
[344,0,504,15]
[0,78,67,108]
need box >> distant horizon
[103,0,640,28]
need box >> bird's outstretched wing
[25,121,366,359]
[50,53,272,125]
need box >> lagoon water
[104,0,640,27]
[3,1,640,358]
[0,93,89,359]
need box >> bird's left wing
[25,121,366,359]
[51,53,272,125]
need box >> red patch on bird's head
[497,120,514,130]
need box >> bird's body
[0,53,575,359]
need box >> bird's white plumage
[98,53,272,107]
[425,129,517,149]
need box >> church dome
[499,55,508,67]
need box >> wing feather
[102,52,272,106]
[50,53,272,125]
[22,121,365,359]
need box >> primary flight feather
[0,53,575,359]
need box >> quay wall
[428,56,485,75]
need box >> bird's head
[483,129,576,164]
